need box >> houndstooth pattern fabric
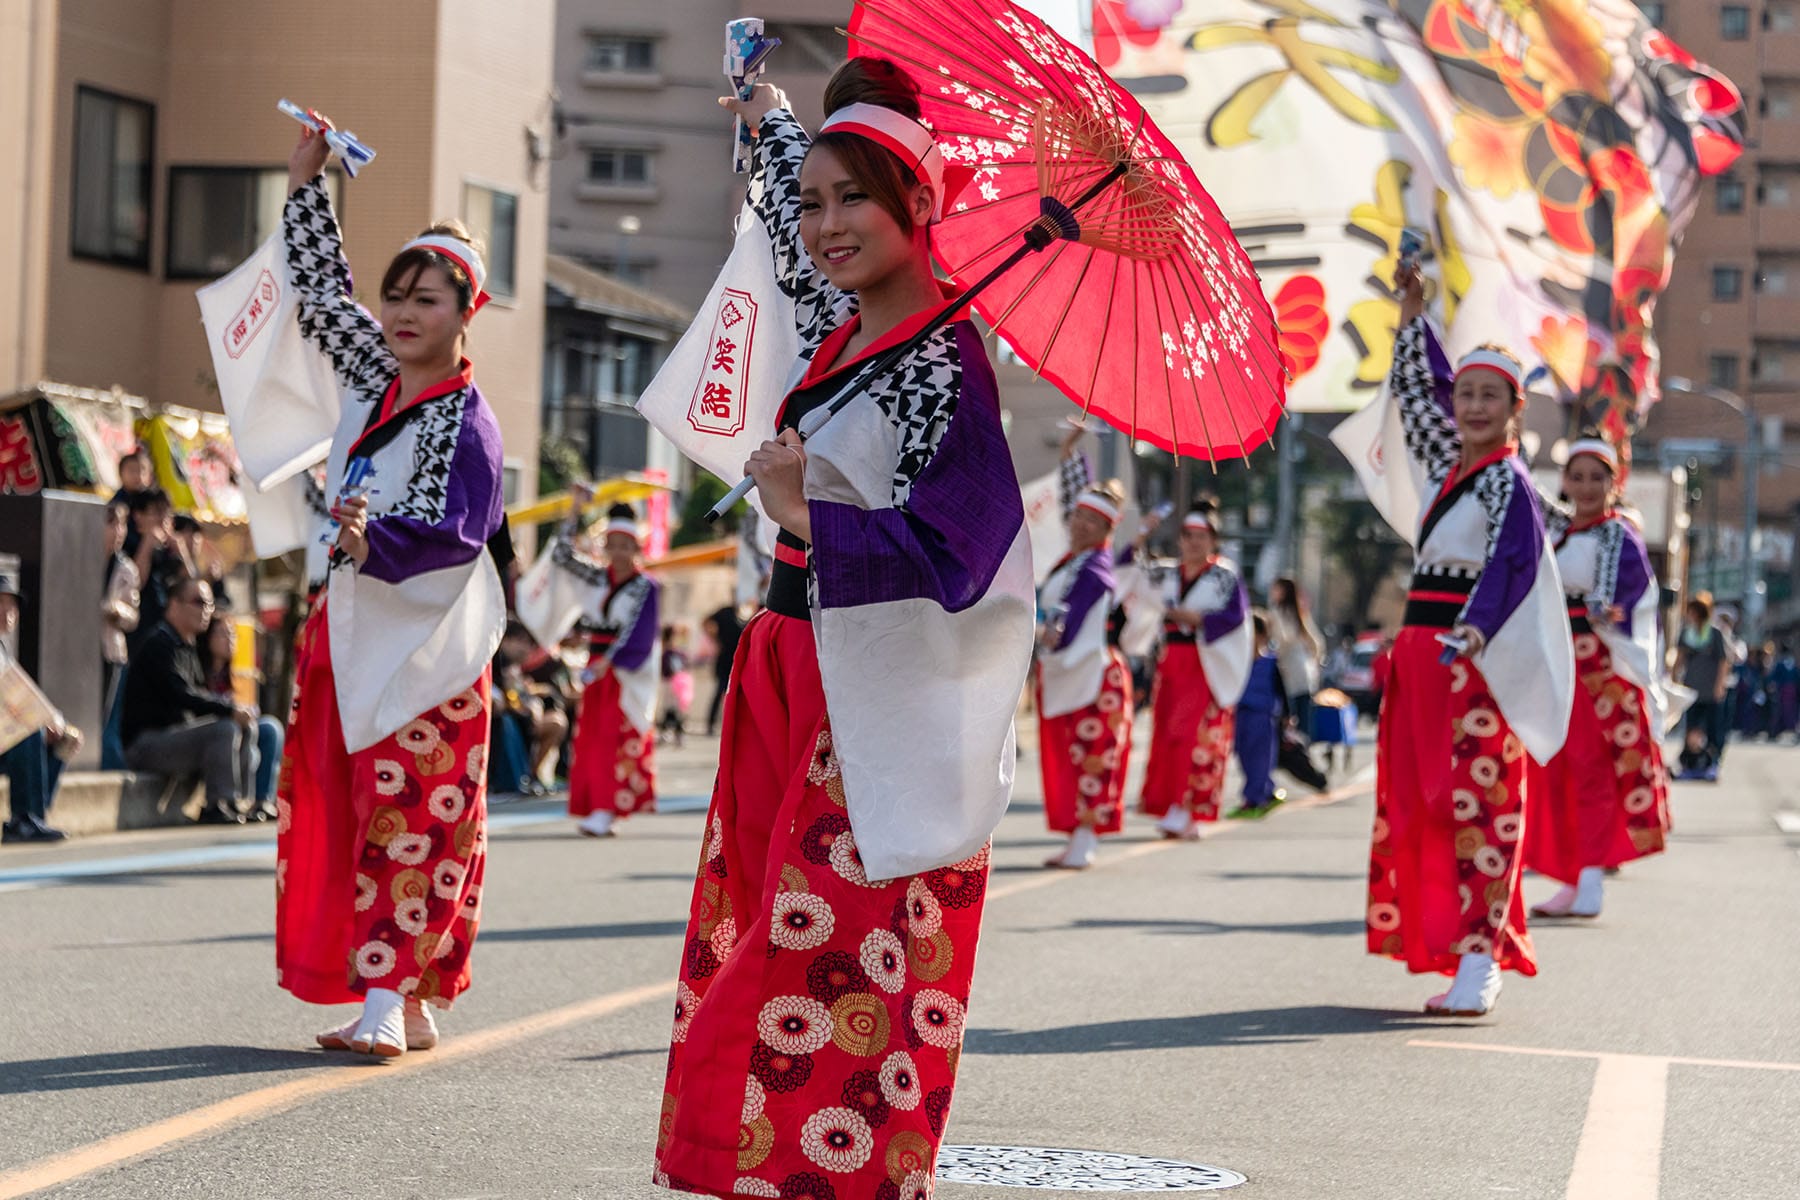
[749,110,858,357]
[1391,317,1460,485]
[552,527,608,587]
[1588,518,1626,609]
[1057,451,1092,523]
[1541,490,1574,542]
[385,398,463,527]
[284,177,396,399]
[863,324,962,505]
[1470,463,1516,582]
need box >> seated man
[1,561,78,843]
[121,575,256,824]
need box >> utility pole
[1667,378,1759,642]
[1272,413,1297,576]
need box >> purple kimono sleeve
[809,330,1020,615]
[610,579,660,672]
[1201,575,1248,644]
[1459,462,1544,642]
[1054,550,1115,651]
[359,395,505,585]
[1610,522,1654,636]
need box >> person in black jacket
[121,576,256,823]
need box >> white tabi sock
[352,987,407,1056]
[577,810,616,837]
[1157,807,1190,835]
[1570,866,1605,917]
[1533,884,1578,916]
[1438,951,1502,1015]
[404,998,439,1050]
[1063,825,1100,868]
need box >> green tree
[671,471,745,547]
[1315,495,1408,626]
[538,435,586,498]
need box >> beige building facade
[0,0,553,503]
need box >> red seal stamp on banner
[687,288,757,437]
[222,269,280,360]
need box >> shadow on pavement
[1213,870,1365,883]
[568,1046,667,1064]
[480,920,688,942]
[1051,916,1368,938]
[0,1045,343,1093]
[965,1005,1454,1054]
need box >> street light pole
[1666,377,1760,642]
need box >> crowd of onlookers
[3,448,281,843]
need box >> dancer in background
[657,58,1034,1199]
[1363,260,1571,1017]
[1036,430,1133,869]
[1228,611,1285,819]
[1130,497,1251,840]
[275,116,506,1058]
[1526,436,1670,919]
[553,498,661,838]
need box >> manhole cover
[934,1145,1246,1191]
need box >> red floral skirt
[1368,627,1536,977]
[275,600,490,1008]
[655,612,988,1200]
[569,670,656,818]
[1138,643,1234,822]
[1036,648,1133,835]
[1525,629,1671,885]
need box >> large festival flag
[1092,0,1744,435]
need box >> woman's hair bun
[606,502,637,521]
[823,56,921,120]
[1189,493,1220,517]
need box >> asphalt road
[1,723,1797,1199]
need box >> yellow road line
[4,771,1377,1196]
[0,980,673,1200]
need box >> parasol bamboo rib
[1150,252,1241,458]
[1163,245,1280,452]
[1078,250,1124,425]
[1145,249,1208,460]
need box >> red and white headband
[401,234,491,312]
[818,102,947,223]
[1454,349,1522,393]
[602,516,642,542]
[1183,512,1218,534]
[1075,491,1121,527]
[1566,438,1619,472]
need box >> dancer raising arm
[1365,261,1571,1017]
[654,57,1035,1199]
[1035,426,1134,869]
[275,117,507,1057]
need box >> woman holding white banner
[652,58,1034,1199]
[1128,497,1251,840]
[1365,262,1570,1017]
[272,118,506,1058]
[1035,431,1133,870]
[554,496,661,838]
[1525,435,1670,919]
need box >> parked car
[1326,631,1388,714]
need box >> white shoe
[404,999,439,1050]
[1046,826,1100,869]
[351,987,408,1058]
[1569,866,1604,918]
[1426,952,1502,1016]
[577,810,616,838]
[1530,884,1579,918]
[1157,807,1197,839]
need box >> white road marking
[1565,1055,1667,1200]
[1773,811,1800,834]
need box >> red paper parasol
[849,0,1287,460]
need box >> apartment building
[1638,0,1800,626]
[0,0,554,505]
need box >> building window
[1717,176,1746,214]
[166,167,343,279]
[71,86,154,269]
[462,184,518,300]
[1721,5,1750,38]
[586,35,655,73]
[588,148,652,186]
[1713,266,1744,301]
[1638,1,1665,26]
[1709,353,1741,390]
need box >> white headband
[602,518,642,541]
[1075,492,1121,526]
[1183,513,1217,533]
[1454,349,1522,393]
[400,235,491,312]
[1566,438,1619,471]
[818,102,947,223]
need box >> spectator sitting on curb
[109,447,153,509]
[100,499,140,769]
[121,575,256,824]
[1,560,80,843]
[198,614,281,821]
[124,488,183,656]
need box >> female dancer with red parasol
[1036,425,1133,869]
[1365,261,1572,1016]
[1525,435,1671,919]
